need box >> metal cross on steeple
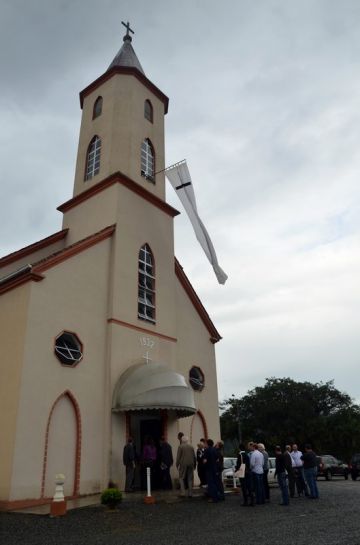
[122,20,134,41]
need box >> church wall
[9,239,112,500]
[74,76,117,195]
[110,75,166,197]
[108,321,177,487]
[74,75,166,201]
[111,184,177,337]
[0,285,30,501]
[62,183,119,246]
[174,280,221,443]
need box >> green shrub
[101,487,122,507]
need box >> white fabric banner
[165,161,228,285]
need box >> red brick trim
[190,410,208,444]
[0,271,44,296]
[41,390,82,499]
[33,225,115,274]
[174,258,221,343]
[0,229,68,268]
[0,498,49,511]
[0,226,114,297]
[0,494,82,512]
[108,318,177,342]
[57,171,179,218]
[79,66,169,114]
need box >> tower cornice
[57,171,179,217]
[79,66,169,114]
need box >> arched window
[141,139,155,181]
[85,136,101,181]
[144,100,153,122]
[93,96,103,119]
[138,244,155,323]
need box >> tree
[220,378,360,460]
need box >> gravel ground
[1,480,360,545]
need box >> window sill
[141,172,156,184]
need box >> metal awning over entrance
[112,362,196,417]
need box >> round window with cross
[54,331,83,367]
[189,366,205,392]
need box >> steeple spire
[107,21,145,75]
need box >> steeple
[107,21,145,75]
[72,21,169,205]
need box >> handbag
[234,464,246,479]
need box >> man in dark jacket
[235,443,254,506]
[203,439,221,502]
[275,446,290,505]
[159,436,173,489]
[301,444,319,499]
[123,437,136,492]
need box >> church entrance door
[129,412,163,490]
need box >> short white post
[50,473,67,516]
[146,467,151,497]
[53,474,65,502]
[144,466,155,504]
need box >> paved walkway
[2,481,359,545]
[12,487,211,515]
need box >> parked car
[222,455,278,487]
[268,456,277,485]
[349,453,360,480]
[222,457,238,487]
[316,455,349,480]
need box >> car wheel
[325,470,332,481]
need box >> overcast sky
[1,0,359,403]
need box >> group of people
[177,435,225,502]
[235,442,319,507]
[123,434,320,507]
[122,433,226,502]
[123,435,175,492]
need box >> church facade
[0,28,221,509]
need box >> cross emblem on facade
[142,351,152,365]
[122,20,134,38]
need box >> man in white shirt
[250,443,265,504]
[291,443,309,496]
[291,444,303,467]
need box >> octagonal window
[189,366,205,392]
[55,331,83,366]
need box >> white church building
[0,26,222,510]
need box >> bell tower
[72,22,169,202]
